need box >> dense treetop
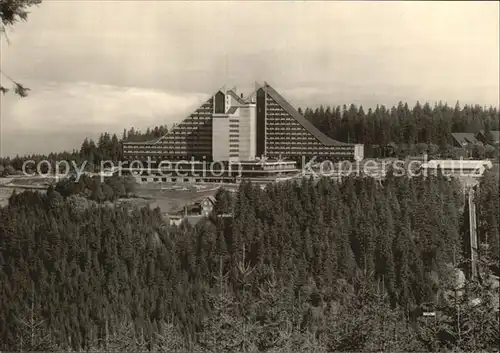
[301,101,499,158]
[0,174,498,352]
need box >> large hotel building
[122,82,364,183]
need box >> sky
[0,1,499,157]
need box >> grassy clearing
[136,187,221,214]
[0,187,46,207]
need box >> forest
[301,102,499,158]
[0,171,498,352]
[0,101,499,174]
[53,174,137,202]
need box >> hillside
[0,173,498,352]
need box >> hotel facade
[123,82,364,163]
[121,82,363,183]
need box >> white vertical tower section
[225,93,232,113]
[212,88,258,162]
[238,103,256,160]
[354,144,365,161]
[212,115,230,161]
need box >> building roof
[227,106,239,114]
[421,160,493,169]
[238,159,296,164]
[184,215,204,226]
[479,130,500,142]
[168,214,205,227]
[169,203,200,216]
[260,82,348,146]
[242,84,259,103]
[161,188,219,215]
[123,92,221,145]
[451,133,481,146]
[123,83,353,148]
[227,90,246,105]
[193,195,216,206]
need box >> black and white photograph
[0,1,499,352]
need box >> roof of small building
[184,215,204,226]
[170,203,201,215]
[193,195,216,206]
[451,133,481,146]
[167,214,206,227]
[167,194,217,216]
[422,160,493,169]
[206,195,216,204]
[226,106,239,114]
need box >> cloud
[2,1,498,97]
[0,81,209,156]
[0,1,498,156]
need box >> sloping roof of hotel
[123,84,352,147]
[184,215,205,226]
[451,132,481,146]
[123,90,224,145]
[227,90,246,105]
[192,195,217,206]
[242,82,260,103]
[260,83,348,146]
